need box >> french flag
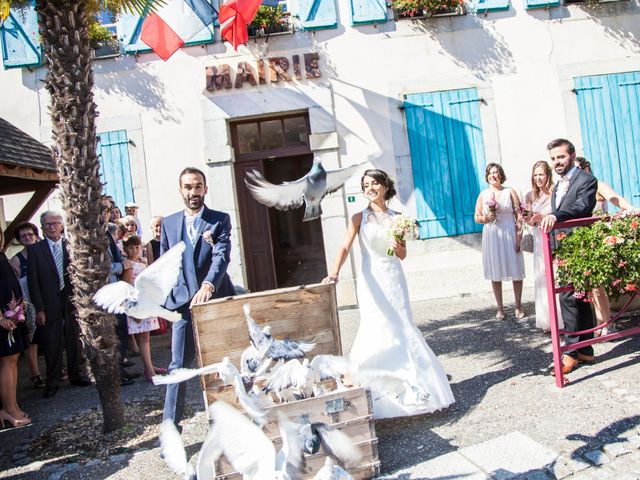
[141,0,218,61]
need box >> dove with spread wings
[244,158,363,222]
[93,242,185,322]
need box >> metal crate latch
[325,397,350,415]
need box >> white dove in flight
[93,241,185,322]
[244,158,363,222]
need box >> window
[232,115,310,158]
[92,9,120,60]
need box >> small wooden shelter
[0,117,58,249]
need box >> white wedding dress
[349,208,455,419]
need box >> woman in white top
[474,163,525,320]
[322,169,454,419]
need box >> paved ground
[1,289,639,479]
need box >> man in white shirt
[541,139,597,375]
[27,211,91,398]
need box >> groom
[541,138,597,374]
[162,167,235,427]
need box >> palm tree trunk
[36,0,125,433]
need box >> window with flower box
[91,10,120,60]
[388,0,467,19]
[248,1,294,38]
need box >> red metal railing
[541,216,640,387]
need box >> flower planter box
[91,40,119,60]
[393,4,466,19]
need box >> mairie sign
[205,53,321,92]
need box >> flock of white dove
[152,303,378,479]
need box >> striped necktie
[53,242,65,290]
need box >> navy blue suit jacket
[161,206,235,310]
[551,168,597,222]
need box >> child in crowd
[122,235,166,382]
[122,216,139,241]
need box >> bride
[323,169,454,419]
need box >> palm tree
[2,0,159,433]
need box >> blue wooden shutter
[405,93,457,239]
[405,88,487,239]
[608,72,640,207]
[575,71,640,209]
[298,0,338,30]
[574,74,622,203]
[98,130,135,209]
[524,0,559,9]
[350,0,388,25]
[1,2,42,69]
[471,0,510,12]
[440,89,487,236]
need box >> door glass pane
[260,120,283,150]
[283,116,308,147]
[237,123,259,154]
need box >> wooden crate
[191,283,380,479]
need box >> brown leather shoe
[576,352,595,364]
[562,355,580,374]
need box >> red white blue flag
[141,0,218,61]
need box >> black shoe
[121,370,141,380]
[70,378,92,387]
[43,386,59,398]
[30,375,45,389]
[120,377,135,386]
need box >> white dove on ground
[243,304,315,362]
[206,401,306,480]
[93,241,186,322]
[313,458,353,480]
[244,158,363,222]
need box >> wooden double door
[231,114,328,292]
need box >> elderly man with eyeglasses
[27,211,91,398]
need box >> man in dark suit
[162,167,235,426]
[541,138,598,374]
[27,211,91,398]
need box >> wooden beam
[0,163,58,182]
[0,179,57,195]
[3,187,54,252]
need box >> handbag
[521,224,534,253]
[151,317,169,336]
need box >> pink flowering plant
[4,296,25,347]
[387,214,419,256]
[554,210,640,301]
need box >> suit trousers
[559,291,595,357]
[163,303,195,426]
[43,309,83,387]
[115,313,129,360]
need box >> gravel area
[1,289,639,479]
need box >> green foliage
[554,211,640,301]
[250,5,289,31]
[88,21,116,47]
[388,0,464,17]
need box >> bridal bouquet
[387,214,419,256]
[4,297,25,347]
[485,197,497,224]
